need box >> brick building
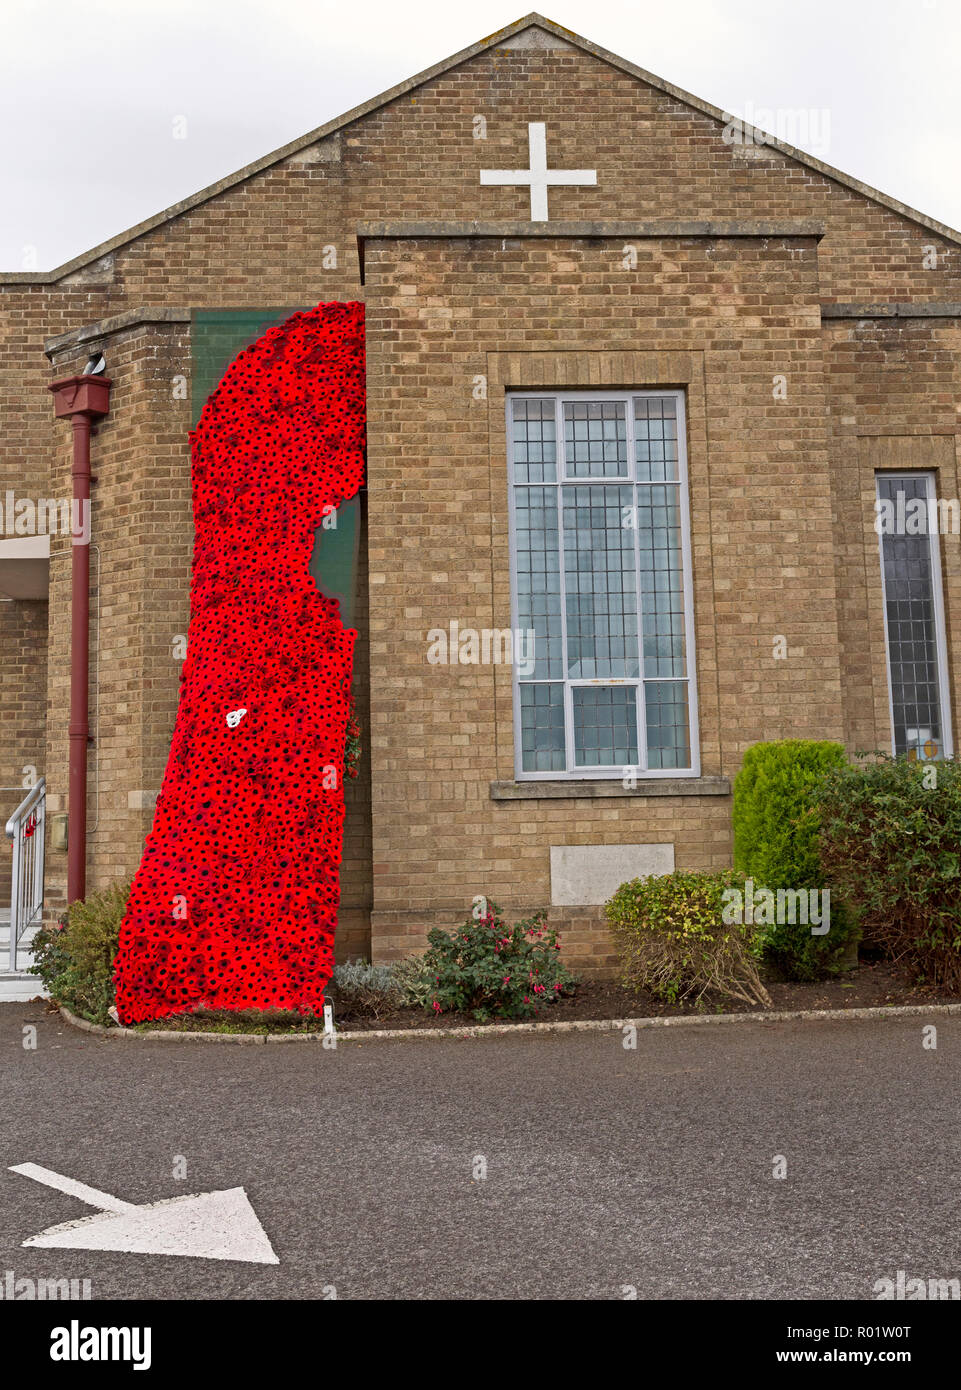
[2,13,959,989]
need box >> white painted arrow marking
[11,1163,137,1213]
[10,1163,279,1265]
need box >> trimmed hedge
[733,740,857,979]
[815,755,961,990]
[606,869,772,1008]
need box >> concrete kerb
[57,1000,961,1044]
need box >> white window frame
[506,388,700,781]
[875,470,954,760]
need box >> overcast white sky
[2,0,958,271]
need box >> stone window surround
[484,344,723,791]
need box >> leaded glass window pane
[572,686,638,767]
[877,474,947,760]
[563,401,628,478]
[634,395,679,482]
[509,393,697,777]
[644,681,691,770]
[519,683,566,772]
[514,485,563,680]
[563,484,638,678]
[511,398,557,484]
[636,482,686,678]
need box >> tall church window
[508,390,699,779]
[876,472,953,760]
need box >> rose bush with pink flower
[397,898,576,1022]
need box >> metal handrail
[5,779,45,840]
[5,778,46,972]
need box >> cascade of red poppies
[113,302,366,1024]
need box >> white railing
[5,779,45,972]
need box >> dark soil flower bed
[334,958,958,1031]
[98,957,961,1035]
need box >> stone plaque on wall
[549,843,675,906]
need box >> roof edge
[5,11,961,286]
[44,307,192,359]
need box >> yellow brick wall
[363,232,842,970]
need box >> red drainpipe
[48,372,112,903]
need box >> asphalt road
[1,1001,958,1300]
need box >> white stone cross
[480,122,597,222]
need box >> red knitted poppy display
[113,302,366,1024]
